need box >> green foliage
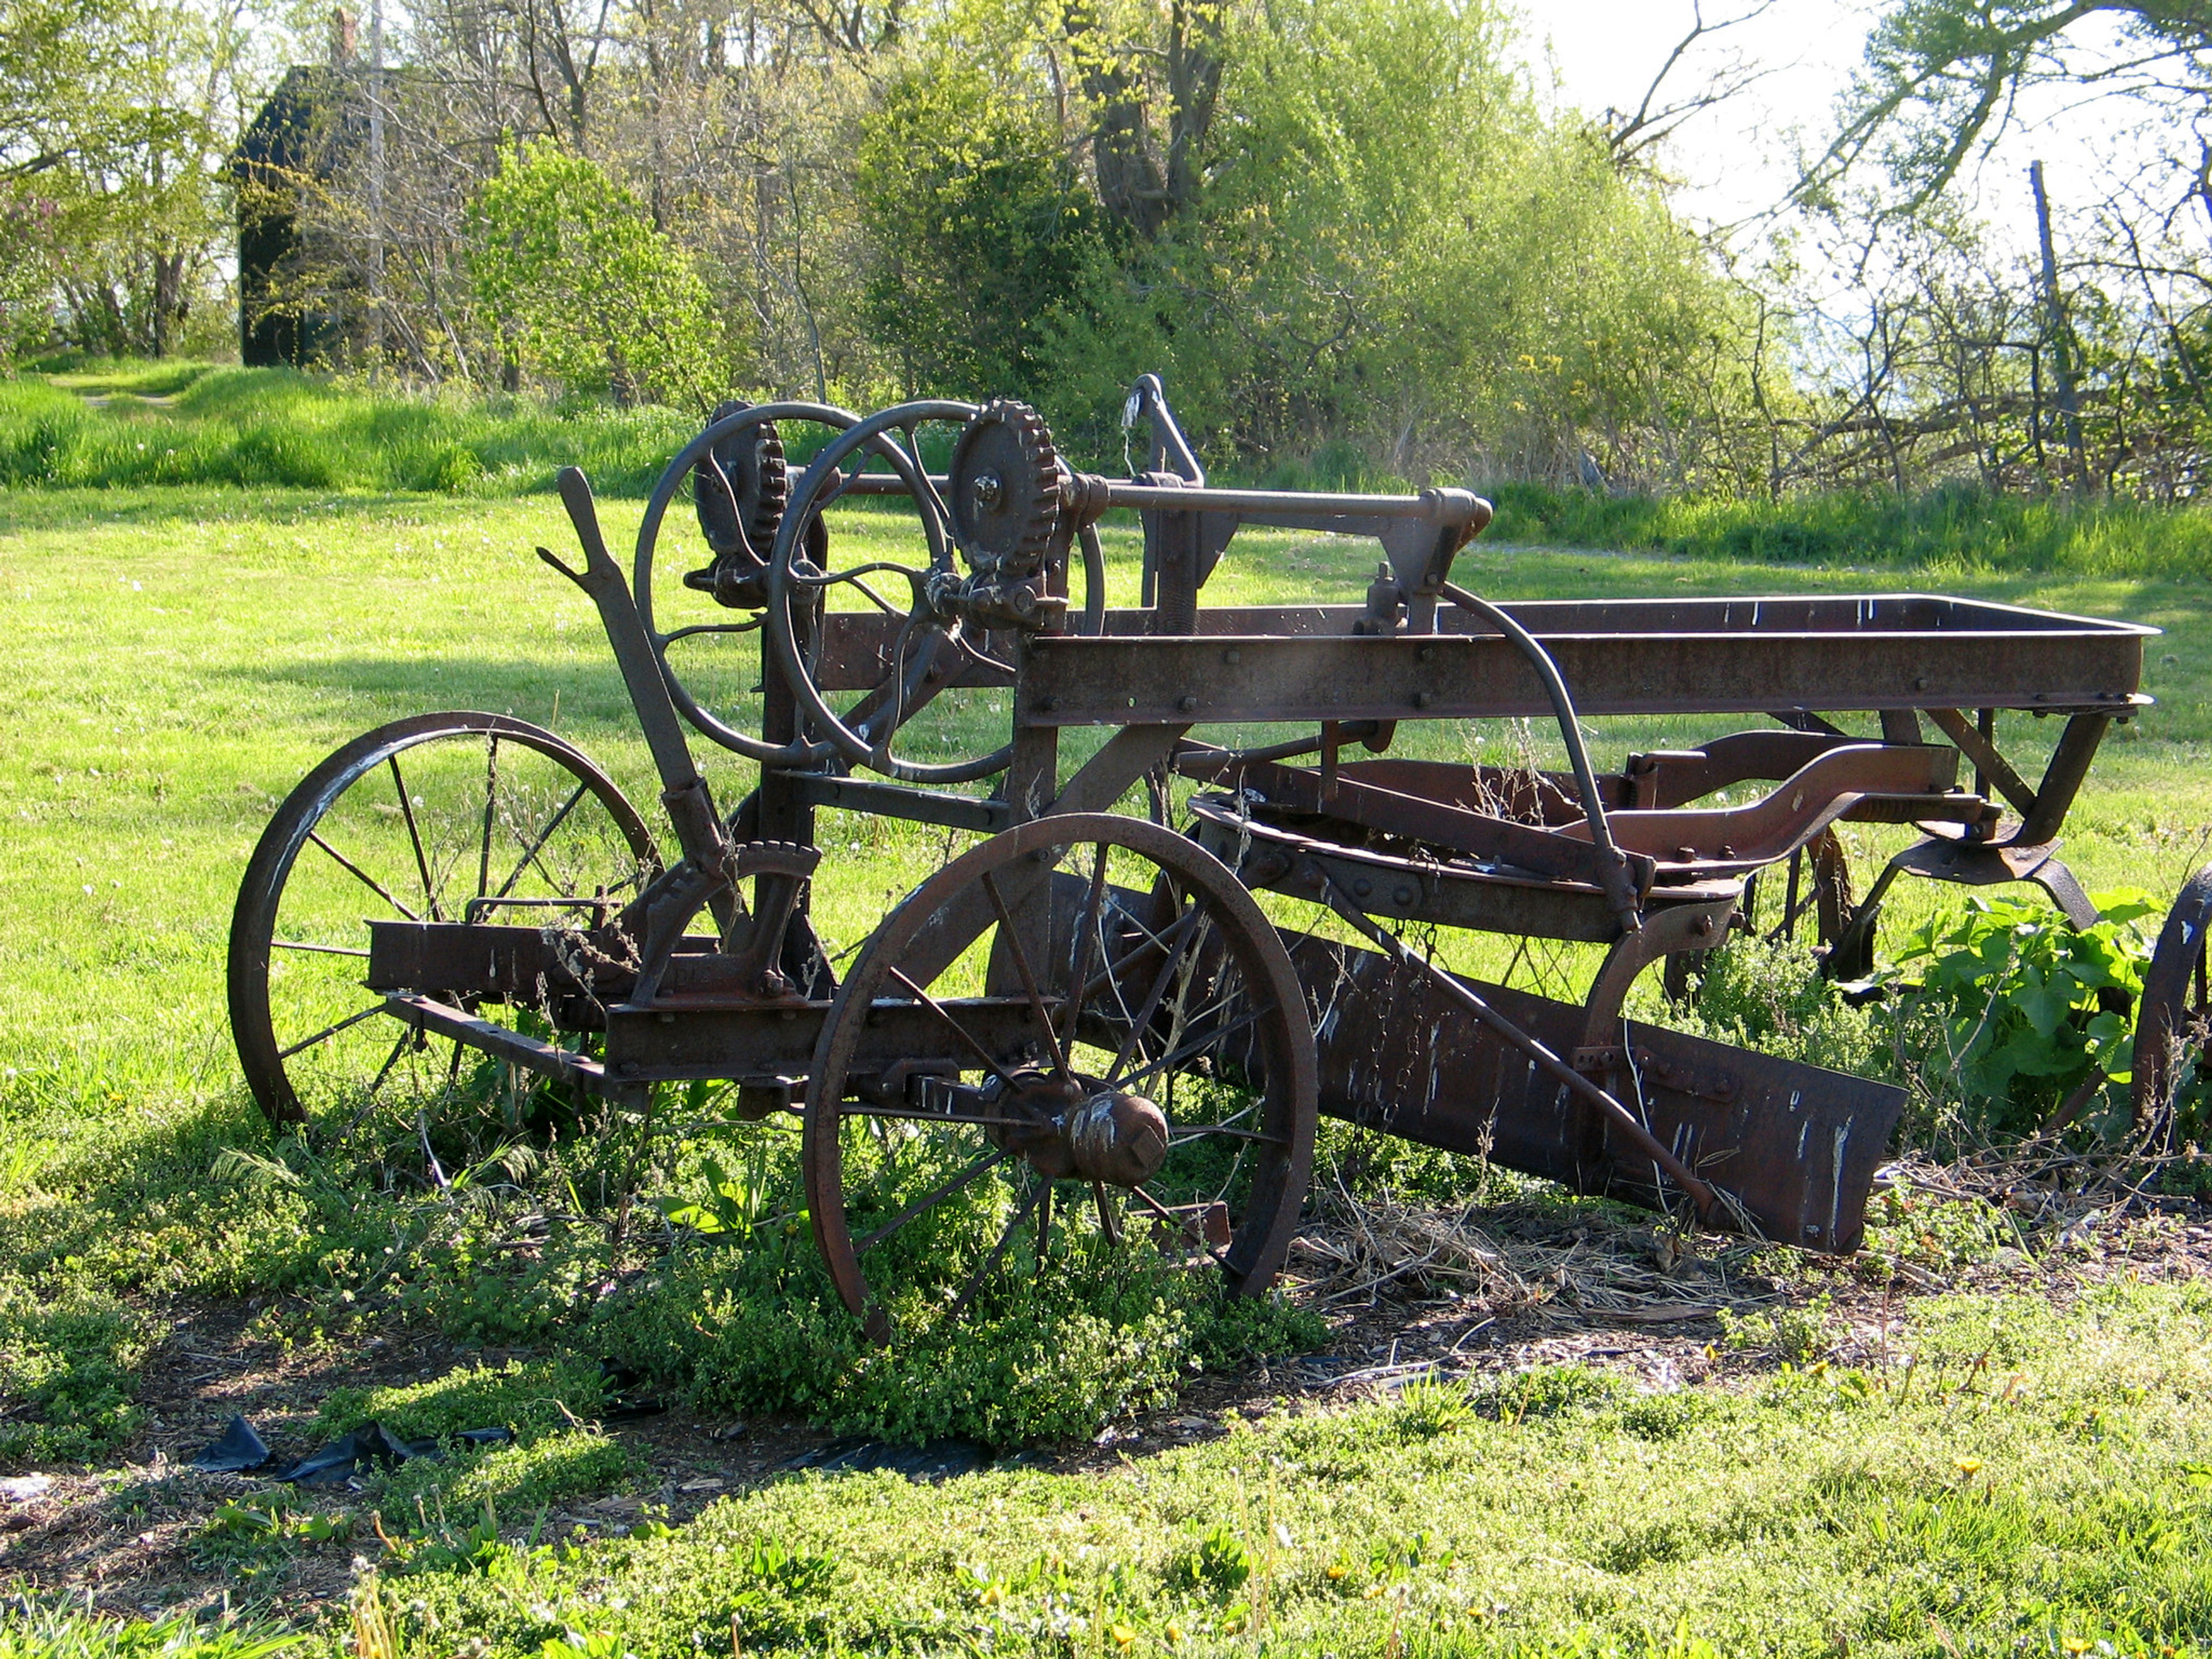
[855,58,1108,396]
[1717,1294,1838,1364]
[1672,933,1887,1078]
[0,1282,157,1466]
[1473,1363,1626,1421]
[1392,1374,1474,1440]
[0,1599,295,1659]
[466,140,725,412]
[1167,1520,1253,1598]
[319,1358,607,1442]
[1881,892,2155,1138]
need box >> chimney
[329,6,356,65]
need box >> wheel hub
[983,1069,1171,1187]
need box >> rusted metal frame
[1316,882,1725,1225]
[2012,712,2113,848]
[785,774,1013,835]
[1625,730,1858,810]
[1924,707,2038,818]
[1578,900,1741,1054]
[384,993,612,1093]
[1176,751,1655,892]
[1437,580,1641,931]
[1016,629,2144,726]
[814,595,2149,699]
[1281,934,1904,1248]
[1186,804,1734,945]
[1563,745,1960,872]
[601,995,1051,1081]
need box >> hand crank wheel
[228,713,660,1127]
[802,813,1317,1340]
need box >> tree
[1813,0,2212,212]
[855,56,1110,397]
[466,136,725,407]
[0,0,251,357]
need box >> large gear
[946,399,1063,577]
[692,400,789,564]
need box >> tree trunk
[2029,160,2088,493]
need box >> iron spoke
[1105,907,1207,1086]
[272,938,370,958]
[886,968,1028,1091]
[1093,1179,1120,1246]
[306,831,419,921]
[494,780,591,902]
[983,869,1071,1080]
[1058,843,1113,1058]
[839,1103,1012,1131]
[944,1179,1049,1326]
[1116,1001,1276,1093]
[276,1001,391,1060]
[389,755,440,922]
[477,734,500,900]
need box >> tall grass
[1482,478,2212,578]
[9,365,2212,577]
[0,365,692,495]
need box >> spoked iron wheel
[229,713,660,1127]
[2134,863,2212,1148]
[803,813,1317,1340]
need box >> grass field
[5,370,2212,1654]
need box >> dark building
[229,27,363,368]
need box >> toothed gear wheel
[948,399,1062,576]
[694,400,789,560]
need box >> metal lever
[543,466,730,880]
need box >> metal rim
[227,712,660,1127]
[801,812,1317,1340]
[2134,862,2212,1142]
[766,399,1025,786]
[634,400,871,765]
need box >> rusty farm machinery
[228,378,2198,1337]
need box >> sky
[1521,0,2175,258]
[1525,0,1876,229]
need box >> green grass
[0,365,692,495]
[1482,477,2212,581]
[324,1281,2212,1656]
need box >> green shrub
[319,1357,609,1442]
[0,1283,159,1466]
[1880,892,2155,1140]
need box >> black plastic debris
[779,1438,990,1481]
[190,1415,273,1474]
[187,1415,515,1486]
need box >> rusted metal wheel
[632,400,874,766]
[2133,863,2212,1145]
[228,713,659,1127]
[802,813,1317,1340]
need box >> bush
[1879,892,2155,1141]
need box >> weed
[1168,1522,1254,1599]
[1392,1375,1474,1440]
[1718,1294,1836,1363]
[1876,891,2156,1142]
